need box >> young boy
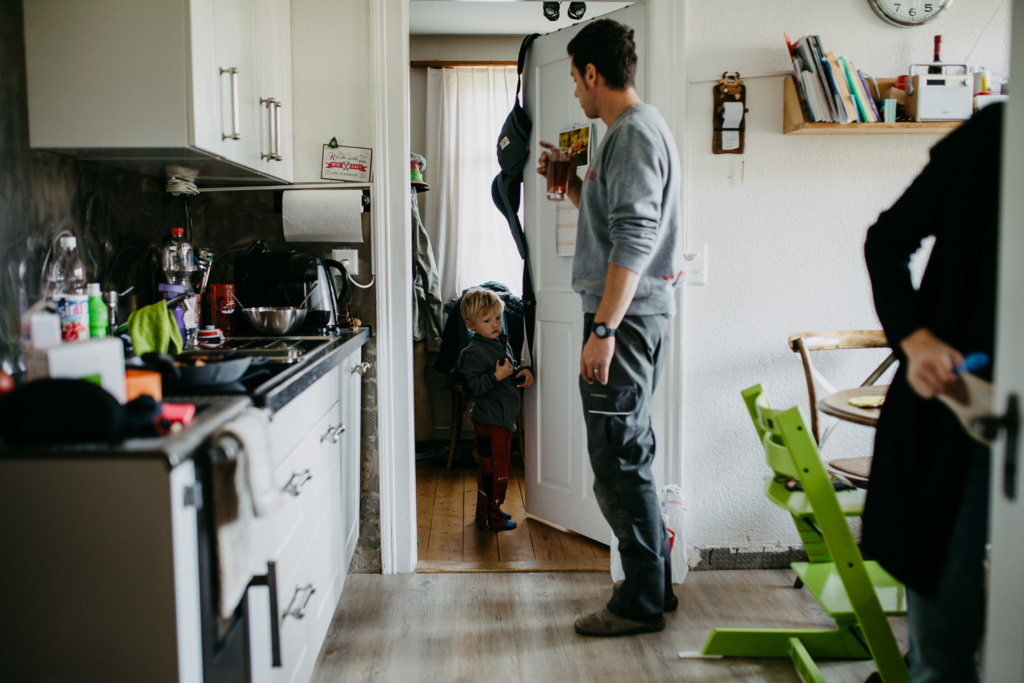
[457,288,535,531]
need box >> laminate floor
[312,569,908,682]
[416,451,610,572]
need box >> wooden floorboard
[313,569,909,682]
[416,454,610,569]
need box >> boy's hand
[516,368,535,388]
[494,358,514,382]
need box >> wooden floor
[416,450,610,571]
[312,569,908,682]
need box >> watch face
[869,0,952,27]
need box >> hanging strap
[514,33,540,105]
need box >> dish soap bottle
[44,235,90,342]
[87,282,108,338]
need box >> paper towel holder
[713,72,747,155]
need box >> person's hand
[536,140,557,179]
[494,358,514,382]
[580,335,615,385]
[516,368,534,388]
[900,328,964,399]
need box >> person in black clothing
[457,288,534,531]
[863,102,1003,683]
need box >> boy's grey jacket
[458,333,531,432]
[572,103,684,316]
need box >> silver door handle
[352,361,373,376]
[220,67,241,140]
[260,97,278,159]
[272,100,283,161]
[321,423,346,443]
[282,468,313,496]
[283,583,316,620]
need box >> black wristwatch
[593,322,616,339]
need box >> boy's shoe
[574,608,665,637]
[477,518,517,531]
[496,509,512,520]
[612,580,679,612]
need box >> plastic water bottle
[162,227,199,349]
[44,235,90,342]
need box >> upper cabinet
[23,0,294,186]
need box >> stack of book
[785,34,882,124]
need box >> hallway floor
[312,569,908,682]
[416,449,610,571]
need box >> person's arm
[460,346,502,397]
[581,264,639,385]
[900,328,964,399]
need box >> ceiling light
[567,1,586,20]
[543,1,560,21]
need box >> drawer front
[267,365,340,468]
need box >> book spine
[809,36,839,122]
[840,56,869,123]
[858,70,882,122]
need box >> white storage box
[26,338,127,403]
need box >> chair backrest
[788,330,893,442]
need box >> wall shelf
[783,75,963,135]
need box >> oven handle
[249,561,282,668]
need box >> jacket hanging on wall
[491,32,540,361]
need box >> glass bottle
[161,227,199,349]
[45,235,90,342]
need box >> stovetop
[188,336,335,364]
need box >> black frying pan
[141,352,253,387]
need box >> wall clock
[868,0,953,27]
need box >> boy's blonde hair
[460,287,504,322]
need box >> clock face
[868,0,953,27]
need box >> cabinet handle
[283,583,317,620]
[282,468,313,496]
[272,100,283,161]
[260,97,278,159]
[321,423,346,444]
[220,67,241,140]
[249,561,282,667]
[352,361,373,376]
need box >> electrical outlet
[332,249,359,276]
[684,243,708,286]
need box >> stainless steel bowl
[242,307,307,335]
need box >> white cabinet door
[212,0,260,169]
[340,350,365,567]
[255,0,295,181]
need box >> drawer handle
[351,361,373,376]
[282,468,312,496]
[321,423,346,444]
[283,583,316,620]
[248,561,282,667]
[260,97,279,160]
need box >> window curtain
[424,66,524,303]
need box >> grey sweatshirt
[572,103,684,316]
[458,334,530,432]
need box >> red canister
[208,284,238,337]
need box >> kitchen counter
[0,327,370,466]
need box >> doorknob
[973,393,1020,500]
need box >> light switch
[684,243,707,286]
[332,249,359,276]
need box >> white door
[983,1,1024,678]
[522,4,654,542]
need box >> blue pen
[955,352,990,375]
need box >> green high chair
[700,384,908,683]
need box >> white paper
[555,201,577,256]
[721,101,744,129]
[282,189,364,243]
[721,130,740,151]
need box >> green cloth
[126,300,183,355]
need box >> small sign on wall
[321,143,373,182]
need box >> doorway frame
[373,0,687,574]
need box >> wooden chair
[700,385,908,683]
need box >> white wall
[679,0,1011,557]
[292,0,374,181]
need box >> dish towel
[210,408,283,620]
[126,300,183,355]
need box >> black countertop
[0,328,371,466]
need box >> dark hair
[566,19,637,90]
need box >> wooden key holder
[713,72,748,155]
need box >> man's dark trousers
[579,313,673,621]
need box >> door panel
[523,4,648,542]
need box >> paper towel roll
[282,189,364,242]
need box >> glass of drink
[546,147,572,201]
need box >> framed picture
[321,145,373,182]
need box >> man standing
[537,18,684,637]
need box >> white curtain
[424,66,524,303]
